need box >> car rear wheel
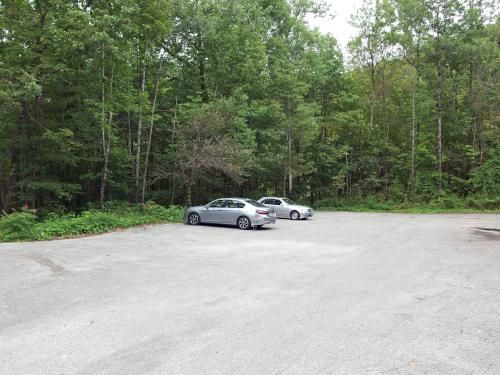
[188,213,200,225]
[237,216,251,230]
[290,210,300,220]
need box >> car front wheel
[237,216,251,230]
[290,210,300,220]
[188,213,200,225]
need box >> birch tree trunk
[196,32,209,103]
[99,48,114,208]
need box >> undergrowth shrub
[313,193,500,213]
[430,195,464,209]
[0,203,184,242]
[466,196,500,210]
[0,211,37,241]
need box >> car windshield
[282,198,295,205]
[245,199,267,208]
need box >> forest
[1,0,499,216]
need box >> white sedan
[257,197,313,220]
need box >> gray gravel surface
[1,212,499,375]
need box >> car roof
[213,197,247,202]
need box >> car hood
[187,205,206,211]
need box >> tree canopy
[1,0,499,212]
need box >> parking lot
[1,212,499,374]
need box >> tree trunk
[99,49,113,208]
[99,131,111,208]
[169,95,178,206]
[7,104,25,211]
[468,61,478,168]
[135,45,148,203]
[345,151,349,197]
[127,111,132,156]
[141,62,161,204]
[282,172,286,197]
[186,179,192,207]
[170,175,176,206]
[369,58,375,141]
[381,63,389,198]
[0,165,7,212]
[287,127,292,195]
[432,3,444,191]
[437,58,443,190]
[411,79,416,193]
[99,43,106,206]
[196,32,209,103]
[479,102,485,164]
[381,64,387,143]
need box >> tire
[290,210,300,220]
[188,212,200,225]
[237,216,251,230]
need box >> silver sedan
[258,197,313,220]
[185,198,277,229]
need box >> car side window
[209,200,224,208]
[275,199,283,205]
[225,200,240,208]
[236,202,245,208]
[263,199,272,205]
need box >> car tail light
[256,209,268,215]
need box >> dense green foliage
[313,195,500,213]
[0,203,183,242]
[1,0,499,215]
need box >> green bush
[314,197,342,208]
[471,147,500,196]
[431,195,464,209]
[0,211,37,241]
[313,193,500,213]
[141,202,184,222]
[466,196,500,210]
[363,195,393,210]
[0,203,184,242]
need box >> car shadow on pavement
[194,223,274,230]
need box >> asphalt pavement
[1,212,499,374]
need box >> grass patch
[0,202,184,242]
